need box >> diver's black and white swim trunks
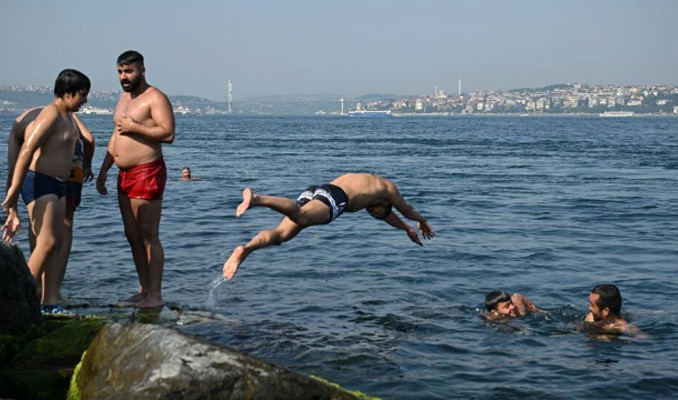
[296,184,348,222]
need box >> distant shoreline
[0,111,676,118]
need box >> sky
[1,0,676,101]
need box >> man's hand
[115,115,137,135]
[96,171,108,195]
[2,209,21,242]
[83,166,94,183]
[407,228,423,246]
[419,220,435,240]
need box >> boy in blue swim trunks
[2,69,91,311]
[5,108,94,307]
[223,173,435,280]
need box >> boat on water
[599,111,634,117]
[347,110,392,117]
[78,106,113,115]
[174,106,191,115]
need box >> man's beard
[121,77,141,92]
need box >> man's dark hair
[117,50,144,66]
[591,284,622,317]
[54,69,90,97]
[485,290,511,312]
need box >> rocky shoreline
[0,242,377,400]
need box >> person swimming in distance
[181,167,191,180]
[180,167,201,181]
[484,290,539,321]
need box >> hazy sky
[1,0,676,101]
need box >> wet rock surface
[70,322,366,400]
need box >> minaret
[340,97,345,115]
[458,79,462,96]
[227,80,233,114]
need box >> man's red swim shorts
[117,158,167,200]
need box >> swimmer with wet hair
[485,290,539,320]
[585,284,634,333]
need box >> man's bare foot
[236,188,255,217]
[135,296,165,309]
[223,245,246,280]
[121,292,146,303]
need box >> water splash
[205,274,228,313]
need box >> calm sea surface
[2,114,678,399]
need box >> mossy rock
[0,316,107,400]
[310,375,382,400]
[15,318,105,367]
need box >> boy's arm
[6,122,22,191]
[512,293,539,316]
[3,108,58,211]
[73,114,95,181]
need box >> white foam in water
[205,274,228,312]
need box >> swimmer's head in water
[366,203,392,220]
[182,167,191,179]
[589,284,622,321]
[485,290,516,317]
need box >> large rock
[0,241,40,334]
[70,323,371,400]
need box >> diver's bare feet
[236,188,255,217]
[135,296,165,309]
[121,292,146,303]
[223,245,245,280]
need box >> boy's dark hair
[591,284,622,316]
[117,50,144,66]
[485,290,511,312]
[54,69,90,97]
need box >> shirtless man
[2,69,90,311]
[585,284,632,333]
[4,106,95,305]
[484,290,539,321]
[96,50,175,309]
[223,173,434,280]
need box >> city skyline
[1,1,676,101]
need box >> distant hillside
[0,87,358,115]
[509,83,573,93]
[0,86,119,111]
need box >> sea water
[1,114,677,399]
